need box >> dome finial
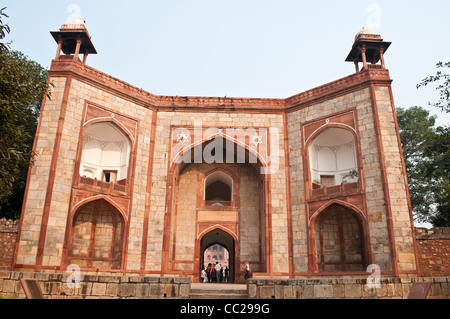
[355,27,376,41]
[62,16,89,32]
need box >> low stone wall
[0,271,191,299]
[2,271,449,299]
[247,277,450,299]
[416,227,450,277]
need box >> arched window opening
[204,171,233,206]
[314,204,366,272]
[309,128,358,188]
[79,122,131,185]
[69,200,124,270]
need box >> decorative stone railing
[311,181,359,198]
[78,176,127,194]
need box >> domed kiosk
[51,17,97,64]
[346,27,391,72]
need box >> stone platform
[1,271,449,299]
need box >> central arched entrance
[162,129,270,281]
[199,228,236,283]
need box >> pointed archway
[199,228,236,283]
[312,203,367,272]
[66,198,125,270]
[162,130,271,281]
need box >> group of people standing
[201,261,252,283]
[202,262,229,283]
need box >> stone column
[55,40,62,60]
[74,39,82,61]
[361,45,368,70]
[379,46,386,69]
[354,60,360,73]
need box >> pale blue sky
[3,0,449,127]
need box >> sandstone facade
[13,26,419,282]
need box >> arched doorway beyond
[199,228,236,283]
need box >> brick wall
[416,227,450,277]
[0,219,18,271]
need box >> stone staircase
[189,283,248,299]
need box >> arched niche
[79,122,131,184]
[313,204,366,272]
[204,170,233,204]
[69,199,125,270]
[309,127,358,186]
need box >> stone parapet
[0,271,191,299]
[48,58,390,113]
[247,277,450,299]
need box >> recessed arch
[171,131,268,169]
[305,121,357,145]
[84,117,136,144]
[79,121,131,184]
[68,198,125,270]
[204,170,233,202]
[162,133,271,281]
[70,195,128,224]
[312,203,367,272]
[309,199,366,226]
[197,224,238,242]
[308,126,358,186]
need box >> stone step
[190,288,248,294]
[189,292,248,299]
[189,283,248,299]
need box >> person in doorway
[211,264,216,282]
[224,266,229,283]
[214,262,221,282]
[221,266,225,283]
[207,263,212,282]
[244,261,251,280]
[201,266,208,282]
[219,266,224,283]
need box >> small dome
[355,27,375,40]
[63,17,88,31]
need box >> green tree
[417,61,450,113]
[413,60,450,226]
[0,8,51,218]
[424,126,449,226]
[0,7,10,50]
[397,106,449,226]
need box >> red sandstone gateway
[13,20,420,282]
